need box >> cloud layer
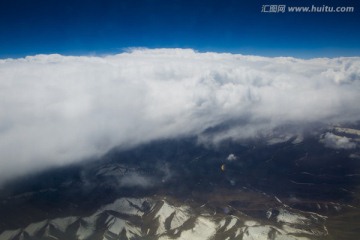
[0,49,360,183]
[322,132,357,150]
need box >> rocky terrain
[0,124,360,240]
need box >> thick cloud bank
[0,49,360,183]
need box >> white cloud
[226,154,237,161]
[322,132,356,149]
[0,48,360,183]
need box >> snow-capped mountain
[0,195,328,240]
[0,125,360,240]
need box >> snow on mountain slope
[0,196,328,240]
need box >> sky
[0,0,359,58]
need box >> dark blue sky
[0,0,359,58]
